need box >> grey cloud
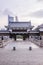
[3,9,14,16]
[37,0,43,2]
[29,9,43,18]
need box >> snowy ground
[0,39,43,65]
[5,39,39,50]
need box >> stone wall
[29,36,43,47]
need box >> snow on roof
[39,28,43,31]
[38,24,43,28]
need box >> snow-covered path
[5,39,39,50]
[0,39,43,65]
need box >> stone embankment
[0,37,14,48]
[29,38,43,47]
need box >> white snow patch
[5,39,39,50]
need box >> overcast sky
[0,0,43,28]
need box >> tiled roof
[0,30,9,33]
[39,28,43,31]
[37,24,43,28]
[8,22,31,28]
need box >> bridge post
[27,34,29,39]
[9,33,12,38]
[14,35,16,41]
[0,36,4,48]
[23,34,26,40]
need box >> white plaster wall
[0,15,8,29]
